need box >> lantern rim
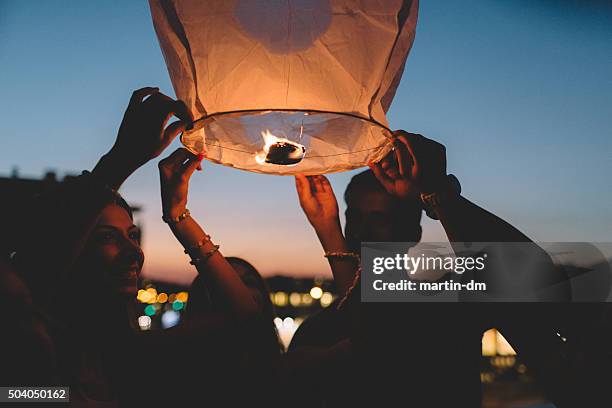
[180,109,394,175]
[190,108,392,135]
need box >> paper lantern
[150,0,418,175]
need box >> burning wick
[255,130,306,165]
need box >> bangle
[420,174,461,220]
[189,245,220,265]
[184,234,211,254]
[163,209,190,224]
[324,251,360,262]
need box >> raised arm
[295,175,358,297]
[158,148,261,319]
[370,131,531,243]
[371,131,569,298]
[15,88,192,284]
[371,130,577,403]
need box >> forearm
[433,196,569,300]
[168,216,261,318]
[313,222,358,297]
[91,152,136,190]
[434,196,532,243]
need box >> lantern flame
[255,130,306,165]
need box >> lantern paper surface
[150,0,418,175]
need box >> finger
[393,131,420,175]
[142,92,176,129]
[295,174,313,201]
[159,95,194,127]
[380,150,397,171]
[393,131,422,157]
[145,92,194,129]
[393,138,411,177]
[379,149,399,177]
[312,175,325,194]
[306,176,319,196]
[129,87,159,109]
[318,176,335,197]
[158,148,192,172]
[318,175,332,193]
[178,155,202,180]
[173,100,194,127]
[162,120,188,147]
[369,161,394,190]
[196,154,204,171]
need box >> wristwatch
[420,174,461,220]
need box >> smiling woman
[6,87,281,405]
[78,204,144,298]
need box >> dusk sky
[1,0,610,284]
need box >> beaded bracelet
[337,267,362,310]
[324,251,361,262]
[189,245,220,265]
[162,209,190,224]
[184,234,212,254]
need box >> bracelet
[337,267,362,310]
[324,251,360,262]
[184,234,212,254]
[420,174,461,220]
[189,245,220,265]
[162,209,190,224]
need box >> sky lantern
[149,0,419,175]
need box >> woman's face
[77,204,144,299]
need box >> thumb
[158,148,192,173]
[178,154,203,181]
[162,120,188,146]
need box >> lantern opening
[255,130,306,166]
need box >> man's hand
[158,148,203,219]
[295,175,341,233]
[370,130,447,197]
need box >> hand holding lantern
[370,130,447,198]
[158,148,203,220]
[111,87,193,169]
[157,148,261,318]
[295,175,341,234]
[94,88,194,190]
[295,174,356,296]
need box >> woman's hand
[295,175,340,233]
[158,148,203,219]
[94,88,194,189]
[111,87,193,169]
[158,150,260,319]
[295,174,355,296]
[369,130,447,198]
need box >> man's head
[344,170,422,253]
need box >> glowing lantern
[150,0,419,174]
